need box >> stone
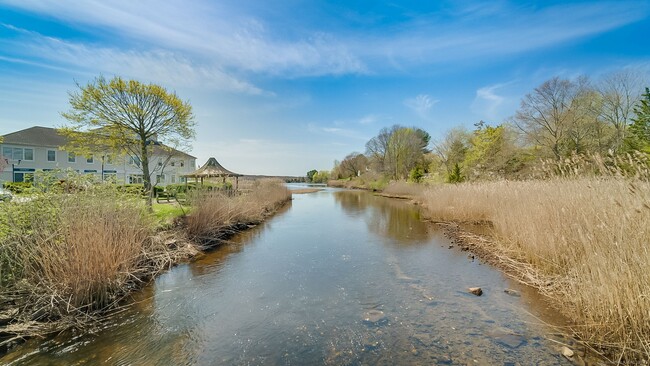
[504,289,520,297]
[468,287,483,296]
[492,332,526,349]
[363,310,386,324]
[561,346,574,359]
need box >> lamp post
[10,159,21,182]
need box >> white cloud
[358,114,379,125]
[1,0,646,79]
[471,82,514,121]
[404,94,438,119]
[1,25,266,94]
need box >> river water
[2,187,572,365]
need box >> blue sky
[1,0,650,176]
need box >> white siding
[0,143,196,186]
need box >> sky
[1,1,650,176]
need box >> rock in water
[504,288,520,297]
[363,310,386,324]
[468,287,483,296]
[561,346,574,359]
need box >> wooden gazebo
[184,157,243,190]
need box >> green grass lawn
[152,202,189,226]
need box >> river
[2,187,572,365]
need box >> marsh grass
[0,189,196,326]
[185,179,291,243]
[380,156,650,363]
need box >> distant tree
[447,163,464,183]
[408,166,425,183]
[311,170,330,183]
[306,169,318,182]
[624,87,650,153]
[366,125,429,179]
[463,122,520,179]
[597,71,645,152]
[432,127,471,175]
[512,76,592,159]
[338,152,368,179]
[60,76,195,208]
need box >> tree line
[308,70,650,183]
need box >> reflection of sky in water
[3,190,572,365]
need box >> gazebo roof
[184,157,242,178]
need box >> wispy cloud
[471,81,519,122]
[404,94,438,119]
[358,114,379,125]
[1,0,646,80]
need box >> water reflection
[333,190,430,243]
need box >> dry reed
[185,179,291,243]
[415,177,650,363]
[0,190,196,324]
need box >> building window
[129,156,141,167]
[180,160,184,167]
[23,148,34,161]
[156,174,165,184]
[86,155,94,164]
[1,147,34,161]
[171,161,175,167]
[105,154,114,165]
[68,152,76,163]
[129,174,143,184]
[14,172,34,183]
[47,150,56,162]
[180,176,186,183]
[171,175,176,183]
[158,160,163,167]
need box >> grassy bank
[0,179,290,349]
[383,177,650,363]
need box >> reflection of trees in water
[333,191,431,244]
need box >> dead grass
[417,178,650,363]
[185,179,291,243]
[0,189,197,335]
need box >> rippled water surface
[2,187,572,365]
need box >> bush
[116,184,146,196]
[3,181,33,194]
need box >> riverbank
[373,179,650,364]
[0,179,291,354]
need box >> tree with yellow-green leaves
[60,76,195,208]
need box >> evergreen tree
[624,88,650,153]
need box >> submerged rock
[362,310,386,324]
[504,288,520,297]
[491,331,526,349]
[468,287,483,296]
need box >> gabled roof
[1,126,67,147]
[185,157,242,177]
[1,126,196,159]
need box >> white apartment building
[0,126,196,186]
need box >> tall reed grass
[395,156,650,363]
[185,179,291,243]
[0,188,194,323]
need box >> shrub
[3,181,33,194]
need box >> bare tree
[597,70,644,152]
[512,76,591,159]
[338,152,368,179]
